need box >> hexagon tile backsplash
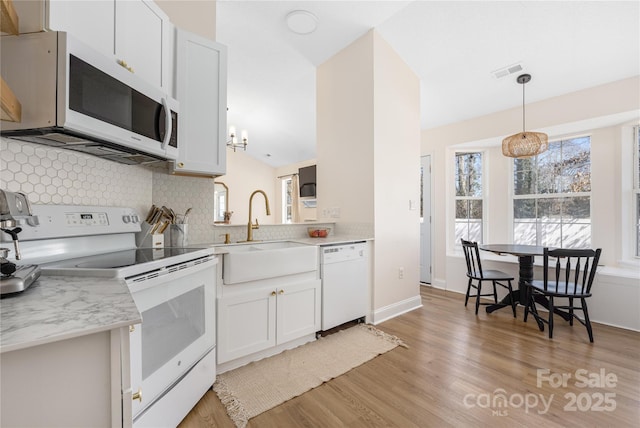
[1,139,218,244]
[152,172,216,244]
[1,138,153,215]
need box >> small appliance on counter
[0,247,41,296]
[0,190,41,295]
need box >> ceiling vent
[491,63,523,79]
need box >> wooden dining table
[478,244,571,321]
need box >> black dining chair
[524,247,602,342]
[461,239,517,317]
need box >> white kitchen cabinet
[0,327,133,428]
[114,0,171,91]
[16,0,172,92]
[277,280,321,344]
[171,29,227,176]
[218,286,277,363]
[217,278,321,364]
[46,0,114,55]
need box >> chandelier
[226,126,248,152]
[502,74,548,158]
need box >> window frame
[633,125,640,257]
[511,135,592,249]
[454,151,484,245]
[281,177,293,224]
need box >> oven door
[127,256,216,418]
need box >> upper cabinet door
[46,0,115,55]
[171,29,227,177]
[114,0,167,89]
[20,1,172,92]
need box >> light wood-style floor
[180,286,640,427]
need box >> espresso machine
[1,190,41,295]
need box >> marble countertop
[0,236,371,353]
[291,235,372,246]
[1,275,141,354]
[207,235,372,253]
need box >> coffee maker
[0,190,41,295]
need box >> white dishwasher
[320,241,368,331]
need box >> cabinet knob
[178,162,185,168]
[132,387,142,402]
[271,291,276,296]
[279,289,284,295]
[129,325,135,333]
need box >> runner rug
[212,323,407,427]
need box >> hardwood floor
[179,286,640,427]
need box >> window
[455,152,483,243]
[281,177,293,224]
[513,136,591,248]
[634,126,640,256]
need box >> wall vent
[491,63,523,79]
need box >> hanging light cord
[522,80,526,134]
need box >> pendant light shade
[502,74,548,158]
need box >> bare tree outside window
[513,136,591,248]
[455,152,483,244]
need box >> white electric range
[0,204,217,427]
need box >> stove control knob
[131,215,140,223]
[122,215,131,224]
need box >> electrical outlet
[398,267,404,279]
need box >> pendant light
[502,74,548,158]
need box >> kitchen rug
[212,324,407,428]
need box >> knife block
[135,221,165,248]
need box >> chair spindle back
[461,239,484,278]
[543,248,602,295]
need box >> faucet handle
[252,218,260,229]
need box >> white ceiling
[216,1,640,168]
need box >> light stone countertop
[290,236,372,246]
[1,275,141,354]
[207,235,373,254]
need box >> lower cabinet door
[217,288,276,363]
[276,279,321,344]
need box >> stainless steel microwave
[0,31,178,165]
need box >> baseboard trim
[372,295,422,325]
[430,278,446,290]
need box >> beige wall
[219,147,276,226]
[155,0,216,40]
[318,30,421,320]
[371,31,422,310]
[317,32,375,225]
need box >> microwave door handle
[161,97,172,150]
